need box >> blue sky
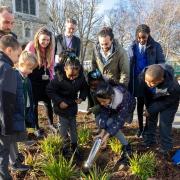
[98,0,119,14]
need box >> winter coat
[46,64,88,117]
[13,70,35,131]
[140,64,180,114]
[96,85,136,136]
[128,36,165,97]
[92,40,129,87]
[0,51,17,135]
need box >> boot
[118,144,132,166]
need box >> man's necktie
[140,46,145,55]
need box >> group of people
[0,5,180,180]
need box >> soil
[11,106,180,180]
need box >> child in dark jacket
[0,35,22,180]
[140,64,180,157]
[10,50,37,171]
[94,82,136,165]
[47,57,88,156]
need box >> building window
[15,0,36,15]
[25,27,31,38]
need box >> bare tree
[48,0,102,62]
[48,0,66,34]
[145,0,180,58]
[65,0,103,62]
[105,0,180,59]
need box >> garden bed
[12,106,180,180]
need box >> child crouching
[94,82,136,166]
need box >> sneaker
[11,162,31,171]
[159,148,171,160]
[34,129,44,138]
[16,153,25,163]
[136,129,143,138]
[23,140,36,146]
[142,141,157,149]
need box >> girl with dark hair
[47,57,88,157]
[25,27,55,137]
[128,24,165,138]
[94,82,136,166]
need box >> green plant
[42,154,79,180]
[40,134,63,157]
[108,137,122,154]
[81,164,111,180]
[78,124,91,146]
[129,151,156,180]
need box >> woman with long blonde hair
[25,27,55,137]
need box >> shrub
[129,151,156,180]
[78,124,91,146]
[81,164,111,180]
[108,137,122,154]
[40,134,63,157]
[42,154,79,180]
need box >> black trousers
[137,97,148,131]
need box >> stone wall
[0,0,49,44]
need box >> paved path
[78,100,180,128]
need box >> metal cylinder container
[84,138,102,168]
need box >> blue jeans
[145,102,179,151]
[58,116,77,144]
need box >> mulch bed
[12,105,180,180]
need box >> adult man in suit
[55,18,81,59]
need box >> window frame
[13,0,39,17]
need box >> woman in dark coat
[25,27,55,137]
[128,24,165,137]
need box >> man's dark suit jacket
[55,34,81,57]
